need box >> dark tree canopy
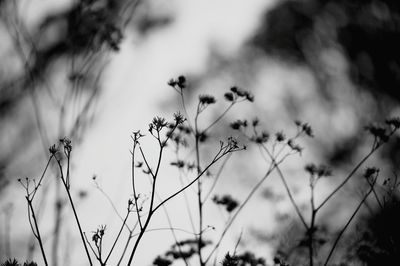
[252,0,400,100]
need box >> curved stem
[202,103,234,134]
[131,142,143,229]
[316,147,376,212]
[27,199,48,266]
[55,158,93,266]
[153,147,228,214]
[203,153,232,203]
[205,157,282,264]
[194,103,205,266]
[276,165,309,230]
[324,183,375,266]
[260,145,308,230]
[64,184,93,266]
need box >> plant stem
[194,105,205,266]
[276,166,309,230]
[202,102,234,134]
[104,210,131,264]
[324,184,375,266]
[309,181,316,266]
[27,199,48,266]
[159,195,190,266]
[367,179,383,210]
[261,145,309,230]
[55,157,93,265]
[64,184,93,266]
[126,212,153,265]
[52,185,62,266]
[316,145,379,212]
[127,142,164,265]
[116,231,134,266]
[152,144,229,214]
[203,153,232,203]
[131,141,143,229]
[204,155,286,264]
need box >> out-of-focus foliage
[0,259,37,266]
[253,0,400,98]
[0,0,139,191]
[250,0,400,167]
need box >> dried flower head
[287,139,303,153]
[252,118,259,127]
[177,75,186,88]
[49,144,58,155]
[251,131,269,144]
[230,120,247,130]
[199,95,216,105]
[275,131,286,142]
[365,124,389,142]
[167,75,187,89]
[170,160,185,168]
[364,167,379,179]
[222,253,239,266]
[128,198,134,207]
[212,194,239,212]
[229,86,254,102]
[245,92,254,102]
[386,117,400,129]
[177,124,191,134]
[167,79,176,87]
[305,163,332,178]
[153,256,172,266]
[302,123,313,137]
[224,92,234,102]
[132,130,145,143]
[92,225,106,245]
[227,136,240,149]
[59,137,72,154]
[173,112,185,125]
[150,116,168,132]
[305,163,317,175]
[198,132,208,142]
[230,86,238,93]
[294,120,314,137]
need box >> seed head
[199,95,216,105]
[364,167,379,179]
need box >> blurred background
[1,0,400,265]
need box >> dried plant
[2,77,400,266]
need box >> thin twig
[27,199,48,266]
[316,147,377,212]
[316,129,397,212]
[153,146,234,214]
[203,153,232,203]
[202,102,235,134]
[55,158,93,266]
[194,101,205,266]
[131,138,143,230]
[323,180,376,266]
[204,154,289,264]
[104,209,131,264]
[260,145,309,230]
